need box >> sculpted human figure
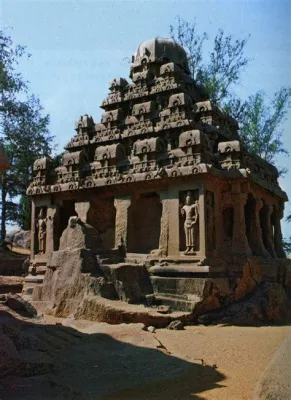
[181,192,199,254]
[37,208,47,254]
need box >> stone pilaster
[30,199,36,260]
[158,190,169,256]
[273,206,285,258]
[264,204,276,257]
[114,196,131,249]
[75,201,91,223]
[198,190,206,259]
[231,193,252,256]
[250,198,269,257]
[167,188,180,256]
[214,191,223,257]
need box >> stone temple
[24,38,290,320]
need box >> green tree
[0,30,54,241]
[170,16,291,166]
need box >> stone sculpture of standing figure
[181,192,199,254]
[37,208,47,254]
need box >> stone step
[98,257,124,265]
[154,294,199,312]
[151,276,206,298]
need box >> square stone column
[114,196,131,249]
[231,193,252,256]
[273,205,285,258]
[251,198,269,257]
[30,199,36,260]
[198,188,206,259]
[167,188,180,256]
[158,190,170,256]
[75,201,91,223]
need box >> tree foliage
[0,29,54,240]
[170,16,291,168]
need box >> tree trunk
[1,173,7,243]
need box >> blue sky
[1,0,291,235]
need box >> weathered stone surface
[59,217,103,251]
[102,263,153,303]
[167,320,184,330]
[74,295,191,327]
[3,294,37,317]
[0,276,24,295]
[5,229,31,249]
[198,282,289,325]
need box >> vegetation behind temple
[170,16,291,173]
[0,29,55,241]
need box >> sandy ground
[0,311,289,400]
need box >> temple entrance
[57,200,77,249]
[179,190,199,253]
[127,192,162,254]
[87,196,116,249]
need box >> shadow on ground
[0,309,225,400]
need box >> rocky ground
[0,302,289,400]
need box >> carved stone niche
[94,143,126,169]
[35,206,48,255]
[32,157,52,187]
[132,101,157,121]
[218,140,244,170]
[65,115,95,149]
[61,149,89,182]
[101,109,124,129]
[179,130,205,154]
[179,189,199,254]
[133,137,166,162]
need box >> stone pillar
[214,191,223,257]
[75,201,91,223]
[264,204,276,257]
[167,188,180,256]
[198,190,206,258]
[273,206,285,258]
[45,205,59,254]
[30,199,36,260]
[114,196,131,249]
[231,193,252,256]
[158,190,170,256]
[250,198,269,257]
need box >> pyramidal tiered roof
[27,38,286,200]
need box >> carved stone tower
[25,38,289,313]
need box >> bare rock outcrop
[198,282,290,325]
[5,229,31,250]
[32,218,154,320]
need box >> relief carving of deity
[181,192,199,254]
[37,208,47,255]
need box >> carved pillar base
[114,196,131,250]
